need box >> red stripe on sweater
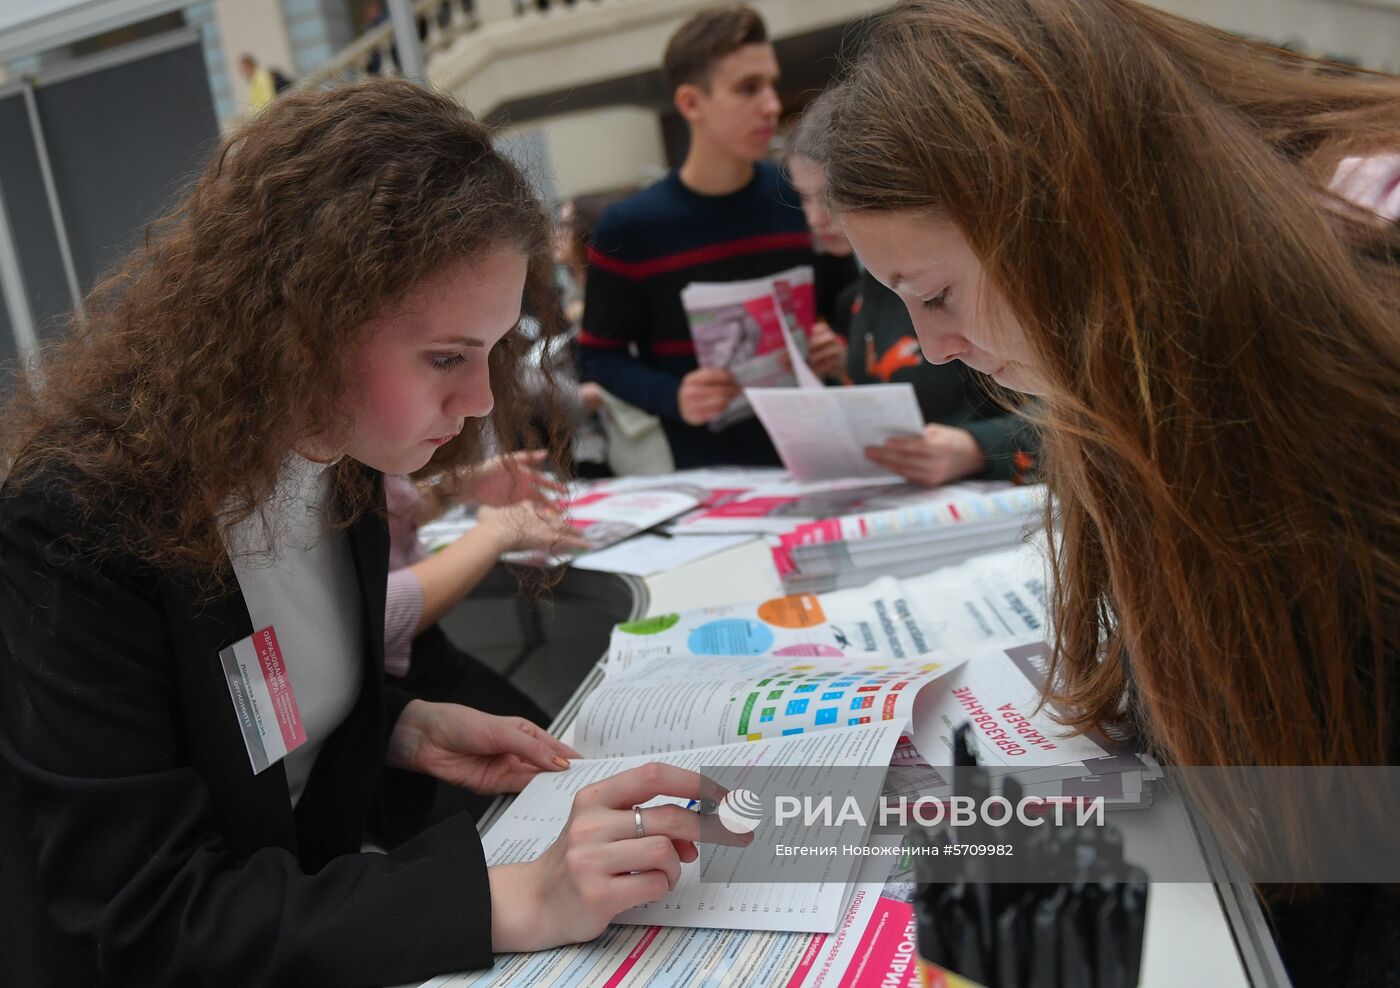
[650,339,696,356]
[577,330,627,349]
[587,231,812,280]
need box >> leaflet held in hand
[681,266,817,429]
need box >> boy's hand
[678,368,740,425]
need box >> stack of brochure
[772,484,1048,593]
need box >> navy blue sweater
[578,164,816,469]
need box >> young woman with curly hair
[0,80,718,985]
[809,0,1400,980]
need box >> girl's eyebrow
[429,336,486,347]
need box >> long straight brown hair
[819,0,1400,767]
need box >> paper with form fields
[479,724,903,934]
[746,383,925,482]
[415,853,897,988]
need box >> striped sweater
[579,163,816,469]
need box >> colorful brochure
[681,265,817,429]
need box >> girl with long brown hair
[810,0,1400,980]
[0,80,719,985]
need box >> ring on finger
[633,804,645,838]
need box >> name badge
[218,625,307,774]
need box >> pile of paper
[656,469,1006,536]
[771,484,1049,593]
[416,469,1043,586]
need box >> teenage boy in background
[578,5,847,469]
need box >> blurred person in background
[786,95,1040,487]
[239,53,292,112]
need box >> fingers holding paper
[678,368,740,426]
[864,422,987,488]
[805,321,849,380]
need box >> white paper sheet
[746,384,925,483]
[570,532,755,577]
[900,542,1051,652]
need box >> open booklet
[477,583,965,936]
[601,546,1150,779]
[572,652,960,759]
[473,546,1154,954]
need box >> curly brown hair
[0,79,569,583]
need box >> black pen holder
[910,726,1149,988]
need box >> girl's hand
[464,450,566,508]
[475,502,589,555]
[806,321,849,380]
[864,423,986,487]
[387,700,580,794]
[488,763,747,952]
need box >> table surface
[487,538,1271,988]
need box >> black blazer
[0,468,495,986]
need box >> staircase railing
[298,0,623,91]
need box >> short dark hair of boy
[662,5,767,96]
